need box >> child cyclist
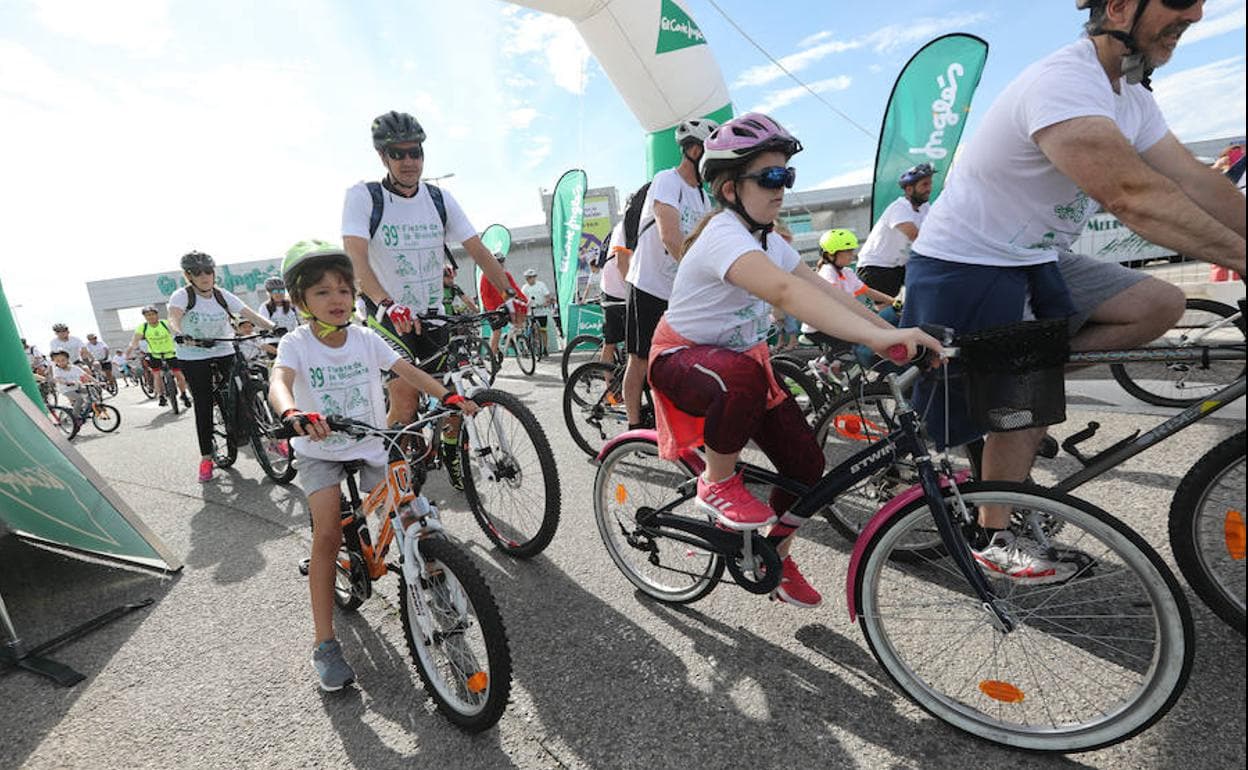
[801,229,899,356]
[49,349,97,414]
[648,113,941,607]
[268,240,478,691]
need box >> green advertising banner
[565,303,604,341]
[550,169,588,327]
[0,277,42,411]
[0,385,181,571]
[476,224,512,304]
[871,33,988,226]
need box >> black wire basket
[957,318,1070,432]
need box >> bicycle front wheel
[48,405,78,439]
[563,361,629,457]
[245,382,296,483]
[460,389,560,557]
[165,370,181,414]
[91,404,121,433]
[593,438,724,604]
[855,482,1193,752]
[139,369,156,399]
[513,334,536,376]
[561,334,604,381]
[1169,431,1246,634]
[211,399,238,468]
[399,537,512,733]
[1109,298,1245,407]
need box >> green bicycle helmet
[282,240,353,296]
[819,228,859,254]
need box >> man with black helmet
[855,163,934,298]
[342,110,509,488]
[902,0,1246,583]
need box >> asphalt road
[1,359,1244,770]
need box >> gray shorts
[296,455,385,497]
[1058,250,1149,329]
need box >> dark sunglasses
[1160,0,1198,8]
[740,166,797,190]
[187,268,214,277]
[385,146,424,161]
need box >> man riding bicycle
[902,0,1247,582]
[855,163,934,299]
[125,305,191,408]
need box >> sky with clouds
[1,0,1244,342]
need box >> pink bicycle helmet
[699,112,802,180]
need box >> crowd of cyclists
[22,0,1245,741]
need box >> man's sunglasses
[740,166,797,190]
[385,146,424,161]
[186,268,214,276]
[1160,0,1198,8]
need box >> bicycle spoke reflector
[1225,510,1245,560]
[978,680,1025,704]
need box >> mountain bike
[140,355,183,414]
[191,334,295,484]
[498,318,536,376]
[47,383,121,440]
[290,415,511,732]
[411,312,561,557]
[593,332,1194,753]
[563,357,653,457]
[561,333,623,382]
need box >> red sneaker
[773,557,822,608]
[695,471,777,530]
[198,458,214,483]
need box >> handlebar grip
[886,344,909,364]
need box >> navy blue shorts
[901,254,1075,448]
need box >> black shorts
[533,315,549,328]
[601,293,626,345]
[361,297,451,373]
[625,285,668,358]
[856,265,906,298]
[146,354,181,371]
[98,361,112,371]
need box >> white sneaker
[973,531,1078,585]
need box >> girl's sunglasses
[740,166,797,190]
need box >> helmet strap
[725,181,773,249]
[1090,2,1155,90]
[297,308,352,339]
[384,172,419,196]
[682,147,707,203]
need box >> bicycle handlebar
[272,408,455,440]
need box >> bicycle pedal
[297,557,311,576]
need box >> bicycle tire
[459,389,560,558]
[399,537,512,732]
[1109,298,1246,407]
[245,381,296,484]
[40,382,59,408]
[48,406,79,439]
[769,356,825,422]
[90,404,122,433]
[165,369,181,415]
[593,437,724,603]
[210,399,238,468]
[855,481,1194,752]
[333,548,369,612]
[513,334,536,376]
[1169,430,1246,634]
[139,368,156,399]
[104,377,118,396]
[563,361,628,457]
[561,334,604,381]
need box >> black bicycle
[563,354,653,457]
[191,334,296,484]
[48,383,121,440]
[593,329,1194,752]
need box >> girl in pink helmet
[647,112,941,607]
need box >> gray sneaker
[312,639,355,692]
[973,531,1079,585]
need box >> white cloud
[506,107,539,129]
[732,13,989,89]
[31,0,172,55]
[1180,0,1246,45]
[504,12,591,95]
[1153,56,1247,140]
[811,165,873,190]
[523,135,553,168]
[749,76,852,114]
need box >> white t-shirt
[856,197,928,269]
[26,345,44,368]
[274,325,401,464]
[521,280,552,316]
[259,302,300,332]
[52,364,87,393]
[110,352,127,368]
[915,38,1169,267]
[801,264,869,334]
[86,340,109,361]
[168,287,247,361]
[600,221,630,300]
[665,211,801,351]
[48,336,86,360]
[625,168,711,299]
[341,181,477,313]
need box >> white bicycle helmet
[675,118,718,147]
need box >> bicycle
[561,332,623,382]
[190,333,296,484]
[593,334,1194,752]
[140,355,183,414]
[563,356,653,458]
[88,359,119,397]
[289,414,512,732]
[48,383,121,440]
[523,312,551,361]
[815,310,1247,633]
[498,317,536,376]
[410,312,561,558]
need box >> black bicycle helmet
[371,111,426,150]
[181,250,216,273]
[52,322,68,332]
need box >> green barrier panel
[0,385,181,572]
[0,278,42,412]
[565,303,604,346]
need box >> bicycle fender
[845,469,971,621]
[594,430,705,475]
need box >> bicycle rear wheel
[211,399,238,468]
[1109,298,1245,407]
[563,361,630,457]
[245,382,296,483]
[855,482,1193,752]
[561,334,604,381]
[1169,431,1246,634]
[90,404,121,433]
[104,377,118,396]
[770,356,825,423]
[593,438,724,604]
[164,369,181,414]
[459,389,560,557]
[399,537,512,733]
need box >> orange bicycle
[294,412,512,732]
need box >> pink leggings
[649,345,824,536]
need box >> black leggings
[180,355,232,457]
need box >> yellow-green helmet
[282,240,352,301]
[819,228,858,254]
